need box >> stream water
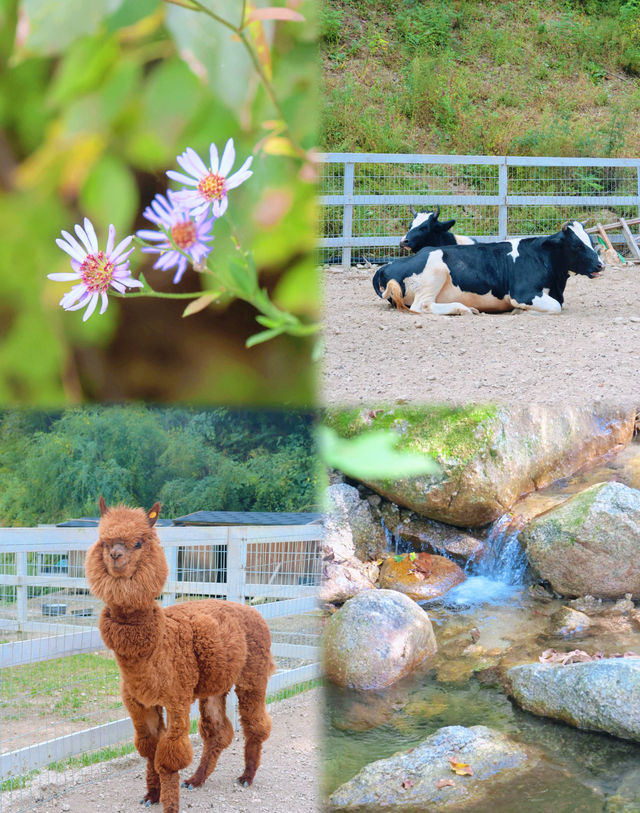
[324,440,640,811]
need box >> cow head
[548,221,604,278]
[400,205,456,252]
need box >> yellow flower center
[171,220,198,250]
[198,172,226,201]
[80,251,114,293]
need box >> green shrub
[321,5,344,43]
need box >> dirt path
[322,264,640,407]
[6,690,320,813]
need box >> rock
[395,516,486,562]
[326,405,635,527]
[550,607,592,637]
[507,657,640,741]
[321,559,379,605]
[378,553,466,601]
[323,589,437,690]
[321,484,386,603]
[606,768,640,812]
[522,482,640,598]
[326,483,388,561]
[328,725,537,811]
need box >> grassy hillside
[320,0,640,155]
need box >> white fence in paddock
[0,524,322,811]
[318,153,640,267]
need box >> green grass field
[321,0,640,156]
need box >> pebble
[631,317,640,323]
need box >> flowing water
[324,440,640,811]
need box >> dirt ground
[322,264,640,407]
[6,690,320,813]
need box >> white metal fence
[318,153,640,267]
[0,524,322,811]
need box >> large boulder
[328,725,537,811]
[507,658,640,741]
[521,481,640,598]
[326,405,635,527]
[323,589,437,690]
[378,553,466,601]
[321,483,386,603]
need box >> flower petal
[167,170,199,187]
[219,138,235,177]
[110,234,134,261]
[82,292,100,321]
[185,147,209,177]
[106,224,116,256]
[224,169,253,191]
[99,291,109,315]
[209,142,219,174]
[56,236,86,263]
[48,272,81,281]
[172,257,188,284]
[136,230,167,242]
[83,218,99,253]
[74,223,94,255]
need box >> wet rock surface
[378,553,466,601]
[323,589,437,690]
[394,516,486,563]
[522,481,640,598]
[328,725,538,811]
[507,657,640,741]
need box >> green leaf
[409,551,417,561]
[165,2,259,116]
[246,327,286,347]
[80,153,139,232]
[394,554,404,562]
[47,35,119,110]
[20,0,126,56]
[318,426,440,481]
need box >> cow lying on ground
[400,205,476,252]
[373,221,603,315]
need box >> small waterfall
[473,513,529,585]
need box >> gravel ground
[6,690,320,813]
[322,264,640,407]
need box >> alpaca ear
[99,496,108,516]
[147,502,162,527]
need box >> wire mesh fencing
[317,153,640,267]
[0,524,322,812]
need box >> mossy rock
[326,405,635,528]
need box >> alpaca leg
[182,695,234,789]
[154,706,193,813]
[122,690,165,805]
[236,684,272,787]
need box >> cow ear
[438,218,456,231]
[147,502,162,527]
[98,496,108,516]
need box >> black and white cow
[373,221,603,315]
[400,205,476,252]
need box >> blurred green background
[0,0,318,406]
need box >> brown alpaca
[85,499,274,813]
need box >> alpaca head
[85,498,168,611]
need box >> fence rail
[0,524,322,808]
[318,153,640,267]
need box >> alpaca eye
[134,541,142,549]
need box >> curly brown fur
[86,499,274,813]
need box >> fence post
[163,543,177,607]
[637,164,640,224]
[499,157,508,240]
[342,161,355,269]
[16,550,27,629]
[225,528,247,729]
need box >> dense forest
[321,0,640,155]
[0,408,318,526]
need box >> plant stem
[165,0,308,161]
[112,290,205,300]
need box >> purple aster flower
[136,190,215,284]
[49,218,142,321]
[166,138,253,218]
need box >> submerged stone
[378,553,466,601]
